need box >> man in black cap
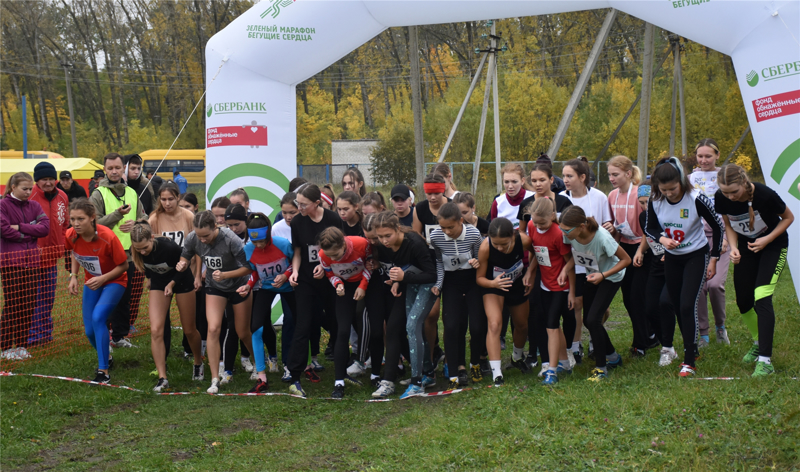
[390,184,415,227]
[88,170,104,195]
[57,170,87,202]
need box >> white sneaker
[267,357,279,373]
[219,370,233,385]
[538,362,550,378]
[716,327,730,345]
[207,378,220,394]
[347,361,366,377]
[372,380,395,398]
[399,377,412,386]
[364,357,372,369]
[241,357,254,373]
[566,350,576,369]
[153,378,169,392]
[658,347,678,367]
[110,338,136,348]
[17,347,31,360]
[192,364,204,381]
[1,348,20,360]
[249,370,259,381]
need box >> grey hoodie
[182,227,249,292]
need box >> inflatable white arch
[205,0,800,299]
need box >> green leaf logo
[206,106,213,117]
[746,70,759,87]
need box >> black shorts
[205,285,249,305]
[574,273,587,298]
[483,280,527,307]
[150,270,195,294]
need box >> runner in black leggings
[716,164,793,377]
[645,157,723,378]
[560,206,630,382]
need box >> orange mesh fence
[0,245,180,371]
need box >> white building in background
[331,139,379,187]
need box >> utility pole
[669,35,679,156]
[637,23,656,175]
[490,21,502,194]
[676,38,687,158]
[408,26,425,193]
[61,57,78,158]
[547,8,618,161]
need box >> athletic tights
[83,283,126,370]
[441,275,486,375]
[251,289,296,372]
[619,242,652,349]
[582,279,621,368]
[664,247,708,367]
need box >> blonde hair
[502,163,534,192]
[130,220,155,272]
[717,164,755,231]
[530,197,557,223]
[4,172,33,197]
[432,163,457,192]
[608,155,642,186]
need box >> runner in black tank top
[477,218,533,386]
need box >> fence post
[325,164,330,183]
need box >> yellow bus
[139,149,206,189]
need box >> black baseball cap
[225,203,248,222]
[59,170,73,180]
[93,170,105,179]
[391,184,411,200]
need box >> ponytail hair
[372,210,408,233]
[193,210,217,231]
[130,220,156,272]
[432,162,457,192]
[651,156,692,202]
[4,172,33,197]
[717,164,755,231]
[608,155,642,186]
[361,191,386,212]
[559,205,599,233]
[318,227,346,253]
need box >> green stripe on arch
[770,137,800,184]
[207,163,291,202]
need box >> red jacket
[29,185,70,267]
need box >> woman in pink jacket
[0,172,50,361]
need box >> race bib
[573,251,599,272]
[330,261,364,279]
[443,252,472,271]
[615,221,637,240]
[162,231,185,247]
[204,256,223,270]
[425,224,440,247]
[646,237,665,256]
[256,259,288,282]
[75,254,102,277]
[533,246,551,267]
[378,261,393,277]
[729,212,767,238]
[308,245,321,263]
[144,262,171,274]
[492,259,524,281]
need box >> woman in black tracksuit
[645,157,723,378]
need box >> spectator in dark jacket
[57,170,88,202]
[88,170,104,195]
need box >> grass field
[2,270,799,471]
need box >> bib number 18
[664,228,685,242]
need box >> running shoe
[678,363,697,377]
[219,370,233,385]
[193,364,204,381]
[556,364,572,375]
[540,371,558,386]
[344,375,363,387]
[511,357,531,374]
[493,376,504,387]
[2,348,19,360]
[538,363,550,378]
[250,370,259,381]
[399,384,424,399]
[311,359,325,372]
[566,350,576,369]
[629,347,646,358]
[607,355,623,369]
[304,366,321,383]
[698,336,709,349]
[587,368,606,382]
[281,366,292,383]
[716,327,730,345]
[267,357,279,373]
[241,357,254,373]
[457,370,470,387]
[743,344,760,363]
[289,381,307,397]
[110,338,136,348]
[658,347,678,367]
[480,359,492,376]
[91,370,111,384]
[752,361,774,377]
[183,351,192,360]
[331,385,345,399]
[364,357,372,369]
[372,380,395,398]
[448,378,460,390]
[108,354,114,370]
[153,378,169,392]
[371,377,381,389]
[470,365,483,383]
[15,347,31,360]
[149,369,159,377]
[645,337,661,350]
[420,375,436,388]
[573,344,584,365]
[249,379,269,393]
[347,361,366,377]
[525,354,538,370]
[399,378,412,386]
[500,339,506,351]
[207,378,220,394]
[442,363,449,378]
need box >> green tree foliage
[370,118,417,186]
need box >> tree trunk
[382,79,392,117]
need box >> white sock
[757,356,771,364]
[371,374,380,380]
[490,360,502,379]
[571,342,581,352]
[589,341,594,351]
[334,380,345,387]
[512,346,524,362]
